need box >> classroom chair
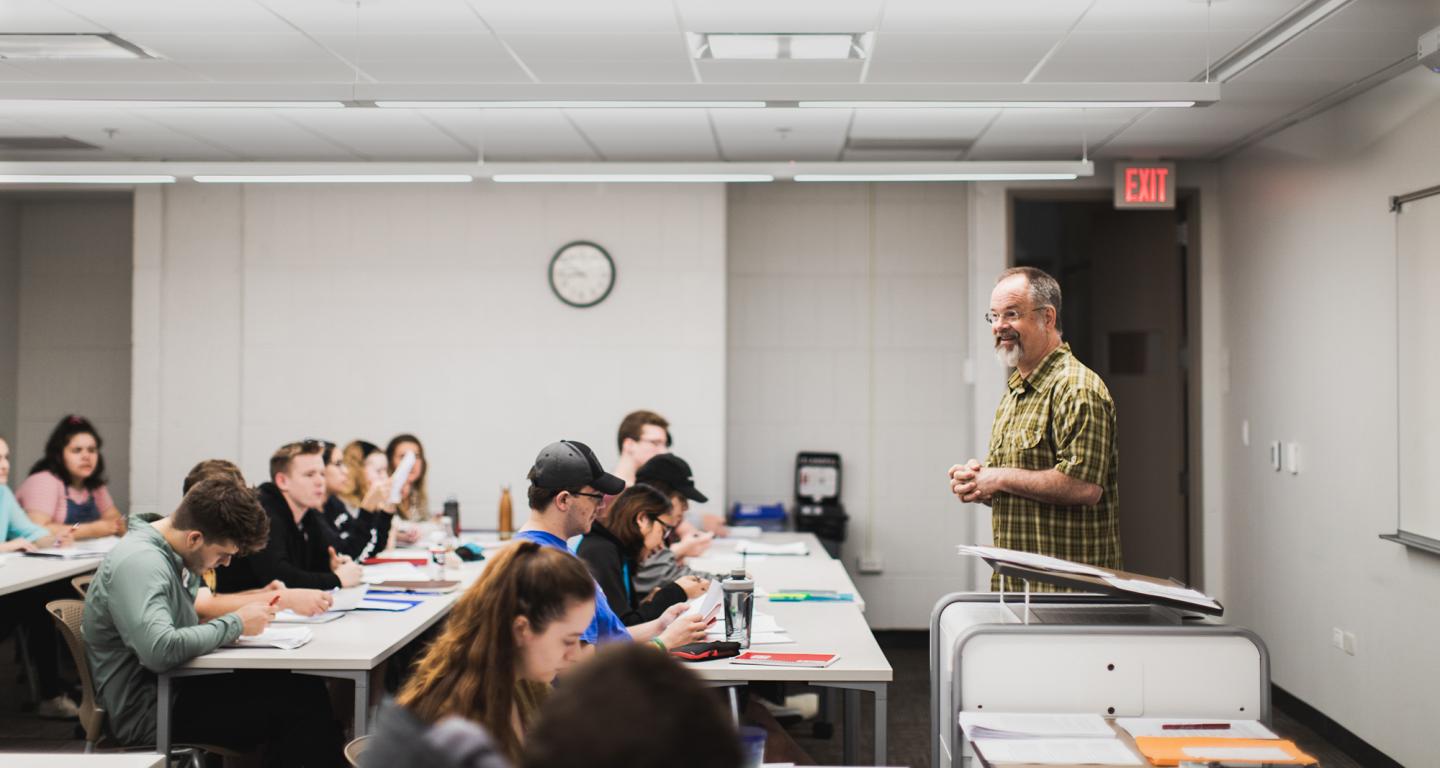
[45,599,245,767]
[71,574,94,598]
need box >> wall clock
[548,240,616,308]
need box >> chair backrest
[344,734,371,767]
[71,574,94,598]
[45,599,105,744]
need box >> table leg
[728,686,740,725]
[354,672,370,735]
[873,684,888,766]
[844,688,859,764]
[157,673,172,757]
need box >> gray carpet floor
[0,629,1369,766]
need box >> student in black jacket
[215,440,365,593]
[321,441,393,561]
[576,484,709,626]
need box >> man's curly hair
[174,476,269,554]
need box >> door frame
[1004,188,1206,587]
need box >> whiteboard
[1397,191,1440,543]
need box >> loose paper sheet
[973,738,1142,765]
[960,712,1112,739]
[1116,718,1277,740]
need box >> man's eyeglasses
[569,490,605,501]
[984,307,1047,325]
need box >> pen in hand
[1160,723,1231,730]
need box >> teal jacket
[1,484,48,543]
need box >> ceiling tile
[880,0,1092,34]
[0,0,105,32]
[259,0,490,36]
[710,107,850,160]
[142,110,360,160]
[49,0,295,36]
[566,109,719,160]
[278,108,471,159]
[178,59,358,82]
[848,108,1000,140]
[522,59,695,83]
[417,108,598,160]
[349,58,532,83]
[131,33,332,62]
[863,58,1036,83]
[470,0,681,34]
[676,0,884,33]
[0,59,210,82]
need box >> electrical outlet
[1285,442,1300,474]
[858,554,884,574]
[1342,631,1356,656]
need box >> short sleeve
[94,485,116,513]
[1051,387,1114,487]
[16,472,63,524]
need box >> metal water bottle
[722,568,755,648]
[442,496,460,537]
[497,485,513,540]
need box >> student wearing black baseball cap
[513,441,707,652]
[632,454,721,596]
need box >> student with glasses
[610,410,671,486]
[513,440,707,652]
[631,453,721,596]
[215,439,365,593]
[576,483,709,628]
[319,440,394,561]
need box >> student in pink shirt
[17,414,125,540]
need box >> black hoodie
[214,482,343,593]
[321,495,392,562]
[575,521,686,626]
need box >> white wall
[1216,68,1440,767]
[0,200,18,454]
[727,183,975,628]
[9,196,133,507]
[130,183,727,524]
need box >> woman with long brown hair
[396,541,596,762]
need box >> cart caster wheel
[812,722,834,739]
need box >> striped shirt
[986,342,1122,591]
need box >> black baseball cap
[530,440,626,496]
[635,453,708,504]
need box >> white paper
[1116,718,1277,740]
[1182,745,1292,761]
[25,547,106,559]
[362,563,424,583]
[960,712,1112,739]
[726,526,763,538]
[388,451,416,504]
[957,545,1113,578]
[734,540,809,556]
[683,580,724,621]
[331,585,369,611]
[229,626,314,649]
[273,610,344,624]
[1101,576,1221,611]
[972,738,1141,765]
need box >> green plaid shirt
[986,342,1122,591]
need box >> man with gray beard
[948,266,1122,591]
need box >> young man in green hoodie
[84,472,345,765]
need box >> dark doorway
[1010,195,1195,583]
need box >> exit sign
[1114,161,1176,209]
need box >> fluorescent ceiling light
[0,174,174,184]
[192,175,473,183]
[1208,0,1354,82]
[376,101,764,109]
[492,174,773,183]
[0,100,345,110]
[0,33,151,60]
[801,101,1194,109]
[794,173,1079,182]
[697,33,863,61]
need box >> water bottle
[498,485,513,541]
[722,569,754,648]
[442,496,460,537]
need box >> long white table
[691,601,891,765]
[0,552,100,597]
[155,561,484,756]
[692,533,867,611]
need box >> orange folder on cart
[1132,737,1317,766]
